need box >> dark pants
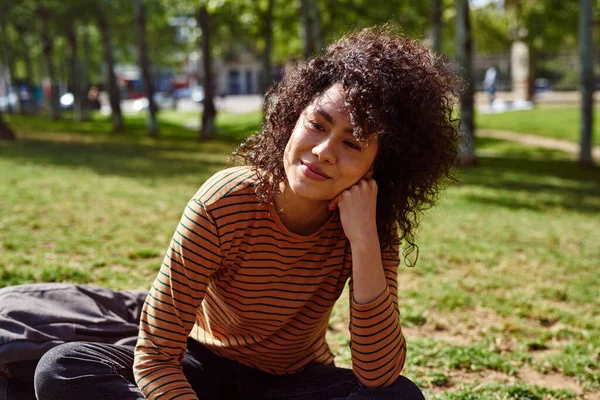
[34,339,424,400]
[1,360,39,400]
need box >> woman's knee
[34,342,131,399]
[34,342,84,398]
[386,375,425,400]
[355,375,425,400]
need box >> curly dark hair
[233,25,460,266]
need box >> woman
[35,26,459,400]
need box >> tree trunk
[0,22,17,114]
[199,6,216,141]
[298,0,312,59]
[135,0,158,137]
[0,110,16,140]
[81,26,91,120]
[99,14,123,132]
[262,0,274,94]
[579,0,594,165]
[456,0,476,166]
[298,0,323,59]
[309,0,324,55]
[67,25,83,122]
[16,24,34,114]
[527,49,536,102]
[432,0,443,54]
[37,5,60,120]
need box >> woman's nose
[312,137,336,164]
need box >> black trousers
[34,338,425,400]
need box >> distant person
[18,84,31,102]
[483,66,499,105]
[35,27,460,400]
[32,86,43,109]
[87,86,101,110]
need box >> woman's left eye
[344,141,362,150]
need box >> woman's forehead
[305,85,378,142]
[310,84,347,110]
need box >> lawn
[1,112,599,399]
[477,105,600,147]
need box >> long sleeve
[133,199,222,400]
[348,237,406,388]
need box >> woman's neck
[273,185,333,236]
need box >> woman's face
[283,84,379,203]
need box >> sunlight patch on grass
[477,106,600,147]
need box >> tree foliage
[504,0,579,53]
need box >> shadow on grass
[0,112,263,181]
[5,112,260,144]
[0,135,230,181]
[458,155,600,213]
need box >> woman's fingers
[328,194,341,211]
[329,178,377,211]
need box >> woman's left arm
[332,179,407,388]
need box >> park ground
[0,105,599,400]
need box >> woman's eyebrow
[315,108,353,134]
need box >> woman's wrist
[347,228,379,249]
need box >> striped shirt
[133,166,406,399]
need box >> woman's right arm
[133,199,222,400]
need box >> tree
[36,0,61,120]
[135,0,159,137]
[199,5,216,141]
[579,0,594,165]
[504,0,579,100]
[62,0,100,122]
[456,0,475,166]
[98,9,124,132]
[1,0,44,115]
[0,20,17,115]
[0,110,16,140]
[432,0,443,54]
[262,0,275,94]
[66,25,86,121]
[15,23,36,113]
[298,0,323,58]
[470,2,512,54]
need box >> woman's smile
[300,161,332,180]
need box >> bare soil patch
[518,366,584,395]
[403,307,507,346]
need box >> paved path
[477,129,600,161]
[475,91,587,106]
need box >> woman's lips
[301,161,331,180]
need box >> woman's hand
[328,178,378,244]
[330,177,386,304]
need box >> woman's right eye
[309,121,324,131]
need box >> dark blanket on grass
[0,283,147,400]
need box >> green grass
[4,109,262,143]
[477,105,600,147]
[429,383,579,400]
[1,112,599,398]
